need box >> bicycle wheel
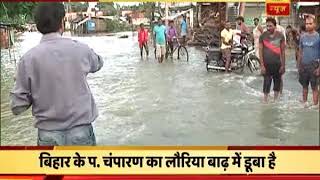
[177,46,189,62]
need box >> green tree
[0,2,37,24]
[65,2,88,12]
[95,2,117,16]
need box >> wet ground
[1,32,319,145]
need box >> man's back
[11,33,103,131]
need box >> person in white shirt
[253,18,263,57]
[221,21,233,72]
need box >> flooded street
[1,32,319,145]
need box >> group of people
[138,16,188,63]
[220,16,320,106]
[259,16,319,106]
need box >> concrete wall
[243,3,265,27]
[93,18,107,32]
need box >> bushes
[105,19,131,33]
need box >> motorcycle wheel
[206,59,210,72]
[248,56,261,74]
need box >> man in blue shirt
[180,15,187,46]
[153,19,167,63]
[298,16,320,107]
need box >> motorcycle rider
[236,16,250,45]
[221,21,233,72]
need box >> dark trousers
[263,63,281,94]
[299,63,319,90]
[140,42,149,57]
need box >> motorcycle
[205,41,260,73]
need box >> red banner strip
[1,146,320,150]
[0,0,98,2]
[228,146,320,150]
[1,175,320,180]
[0,146,54,150]
[266,3,290,16]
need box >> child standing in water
[138,23,149,58]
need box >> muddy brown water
[1,32,319,145]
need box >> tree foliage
[0,2,37,24]
[95,2,117,16]
[65,2,88,12]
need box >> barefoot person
[166,20,177,58]
[259,17,286,103]
[297,15,320,107]
[10,3,103,145]
[138,23,149,58]
[153,19,166,63]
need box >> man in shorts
[153,19,166,63]
[298,15,320,107]
[259,17,286,103]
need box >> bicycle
[154,37,189,62]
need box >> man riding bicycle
[166,20,178,57]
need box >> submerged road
[1,32,319,145]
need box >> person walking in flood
[259,17,286,103]
[166,20,177,58]
[138,23,149,58]
[180,15,188,46]
[153,19,166,63]
[10,3,103,146]
[297,15,320,107]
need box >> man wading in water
[297,15,320,108]
[138,23,149,58]
[153,19,167,63]
[10,3,103,145]
[259,17,286,103]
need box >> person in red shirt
[138,23,149,57]
[236,16,250,44]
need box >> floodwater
[0,32,319,145]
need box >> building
[295,2,320,27]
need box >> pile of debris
[188,3,227,47]
[189,20,222,47]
